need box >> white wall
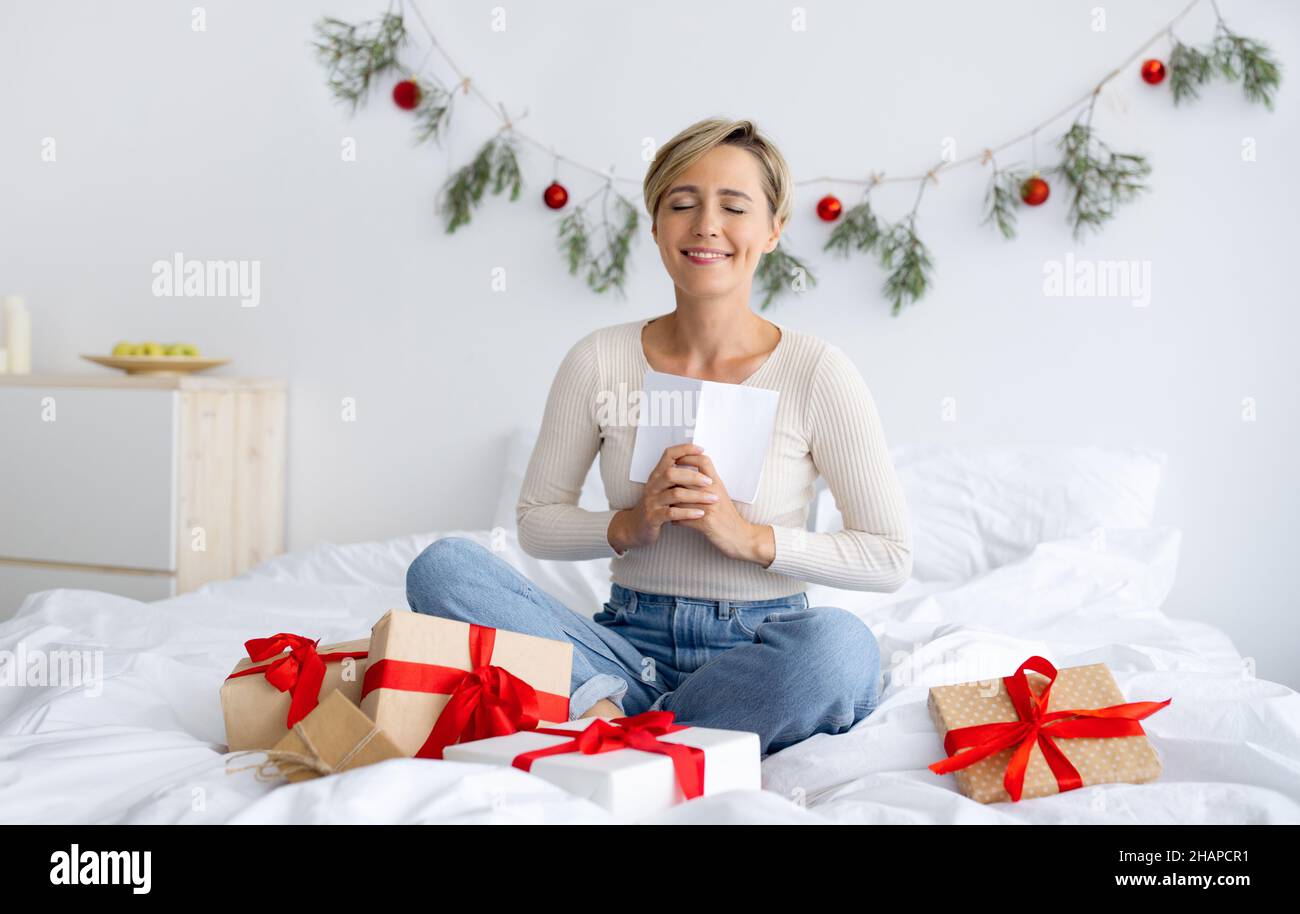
[1,0,1296,685]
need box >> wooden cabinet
[0,374,286,616]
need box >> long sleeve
[516,332,624,561]
[765,344,913,591]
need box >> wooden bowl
[81,354,231,376]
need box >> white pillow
[812,445,1167,583]
[492,426,606,532]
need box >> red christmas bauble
[543,181,569,210]
[1020,175,1050,206]
[816,194,842,222]
[392,79,421,110]
[1140,58,1166,85]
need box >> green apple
[138,341,165,357]
[165,342,199,357]
[111,341,139,356]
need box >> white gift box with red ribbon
[443,711,760,820]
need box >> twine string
[225,723,383,782]
[393,0,1204,194]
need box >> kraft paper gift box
[443,711,761,820]
[266,690,404,783]
[221,634,370,752]
[359,609,573,758]
[927,656,1171,804]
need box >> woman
[406,118,912,757]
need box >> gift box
[221,633,370,751]
[443,710,761,820]
[263,690,404,783]
[927,655,1172,803]
[359,609,573,758]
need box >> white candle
[3,295,31,375]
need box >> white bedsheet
[0,526,1296,824]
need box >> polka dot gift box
[927,656,1172,803]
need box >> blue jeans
[405,536,882,756]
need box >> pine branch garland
[556,209,590,277]
[437,135,523,234]
[981,161,1026,240]
[1168,18,1281,110]
[490,138,524,200]
[309,6,1283,312]
[555,188,640,297]
[877,216,933,316]
[1054,109,1151,240]
[589,193,639,296]
[823,198,882,257]
[1212,23,1282,110]
[1169,39,1215,105]
[312,14,407,111]
[754,244,817,311]
[412,80,454,146]
[821,186,930,315]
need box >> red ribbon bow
[928,655,1172,801]
[361,623,568,760]
[225,633,369,729]
[511,710,706,801]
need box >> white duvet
[1,524,1296,824]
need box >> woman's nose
[693,213,720,236]
[690,200,722,235]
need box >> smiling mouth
[681,250,733,263]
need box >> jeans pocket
[595,591,632,626]
[731,594,808,638]
[731,604,777,638]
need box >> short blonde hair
[643,118,794,231]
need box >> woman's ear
[765,215,784,253]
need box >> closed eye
[671,205,746,214]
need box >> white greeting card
[628,370,780,504]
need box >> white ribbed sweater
[516,317,912,600]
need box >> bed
[1,443,1297,824]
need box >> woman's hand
[607,443,719,553]
[671,452,776,567]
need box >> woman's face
[652,145,782,299]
